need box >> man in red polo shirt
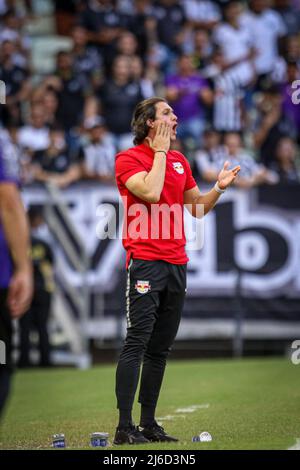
[114,97,240,445]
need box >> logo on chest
[172,162,184,174]
[135,280,151,294]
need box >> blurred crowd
[0,0,299,189]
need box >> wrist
[15,260,32,274]
[214,181,226,194]
[154,149,167,156]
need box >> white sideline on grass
[176,404,210,413]
[157,404,210,425]
[288,438,300,450]
[156,415,183,422]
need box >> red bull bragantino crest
[135,280,151,294]
[172,162,184,174]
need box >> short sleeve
[0,147,19,184]
[115,152,147,187]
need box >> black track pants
[116,259,187,411]
[18,291,51,367]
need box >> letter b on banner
[0,80,6,104]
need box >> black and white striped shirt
[213,69,244,132]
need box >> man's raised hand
[217,161,241,190]
[146,121,171,154]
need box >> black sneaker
[139,421,179,442]
[113,424,150,445]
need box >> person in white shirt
[18,105,50,154]
[83,116,116,184]
[213,0,256,86]
[240,0,287,81]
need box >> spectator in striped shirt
[203,47,248,133]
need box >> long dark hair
[131,97,167,145]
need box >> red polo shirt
[115,143,197,267]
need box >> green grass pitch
[0,358,299,450]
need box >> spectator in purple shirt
[165,53,213,143]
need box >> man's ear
[146,119,154,129]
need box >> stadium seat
[23,0,55,36]
[30,35,73,75]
